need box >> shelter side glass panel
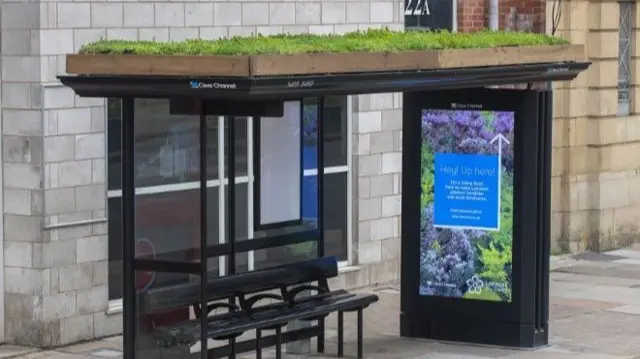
[130,99,204,358]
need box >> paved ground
[4,245,640,359]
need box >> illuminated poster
[419,108,514,302]
[404,0,454,31]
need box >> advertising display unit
[420,108,514,302]
[401,88,553,348]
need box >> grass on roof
[79,29,569,56]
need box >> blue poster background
[433,153,500,230]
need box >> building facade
[0,0,637,349]
[0,0,404,346]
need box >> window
[618,2,633,116]
[106,97,352,300]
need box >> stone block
[58,263,93,292]
[588,88,618,117]
[369,217,395,241]
[269,3,295,25]
[589,2,619,30]
[369,174,394,197]
[588,59,619,88]
[381,194,401,217]
[357,240,382,264]
[347,2,370,23]
[57,3,90,28]
[1,29,36,56]
[93,260,109,286]
[381,152,401,174]
[598,177,629,209]
[40,29,74,56]
[5,267,48,295]
[358,154,382,176]
[322,3,346,24]
[381,237,400,260]
[4,189,34,216]
[58,160,93,187]
[2,83,32,109]
[625,115,640,142]
[139,28,169,42]
[4,241,33,268]
[36,240,77,268]
[335,24,360,34]
[74,29,107,52]
[155,3,185,27]
[43,86,75,110]
[588,30,619,60]
[358,197,382,220]
[60,314,94,344]
[91,3,123,28]
[309,25,333,35]
[4,163,41,190]
[109,29,138,41]
[242,3,269,25]
[123,3,154,27]
[92,159,106,184]
[595,116,627,145]
[184,3,214,27]
[76,235,108,263]
[77,285,108,315]
[369,131,394,154]
[45,187,76,214]
[4,214,42,243]
[358,220,371,242]
[370,2,394,23]
[1,2,40,29]
[56,108,92,136]
[3,110,42,136]
[553,88,588,119]
[358,177,370,199]
[360,93,395,111]
[357,111,382,133]
[75,184,106,211]
[93,312,122,338]
[295,3,321,25]
[381,109,402,131]
[75,133,105,160]
[2,56,41,83]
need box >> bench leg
[337,311,344,357]
[229,337,236,359]
[357,308,363,359]
[275,327,283,359]
[255,330,262,359]
[317,318,325,353]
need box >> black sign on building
[404,0,454,31]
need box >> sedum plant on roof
[78,29,568,56]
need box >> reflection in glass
[131,100,203,358]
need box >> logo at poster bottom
[135,237,156,292]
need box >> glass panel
[300,172,348,261]
[618,2,632,116]
[107,98,220,190]
[131,99,203,358]
[302,97,348,170]
[224,183,250,274]
[324,96,348,167]
[223,116,249,178]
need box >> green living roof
[79,29,568,56]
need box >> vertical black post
[227,116,237,358]
[227,116,236,274]
[541,90,553,338]
[316,97,326,354]
[317,97,325,257]
[121,97,136,359]
[199,103,209,358]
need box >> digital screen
[419,108,514,302]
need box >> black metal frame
[58,59,587,359]
[399,88,554,347]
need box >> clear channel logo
[189,81,237,89]
[466,275,484,295]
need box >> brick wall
[457,0,546,33]
[1,0,404,347]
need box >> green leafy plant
[79,29,569,56]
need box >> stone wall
[547,0,640,253]
[1,0,403,347]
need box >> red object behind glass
[136,190,201,330]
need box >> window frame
[618,1,633,116]
[105,96,353,311]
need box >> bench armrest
[287,285,329,307]
[241,293,284,318]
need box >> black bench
[138,256,379,359]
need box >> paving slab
[14,250,640,359]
